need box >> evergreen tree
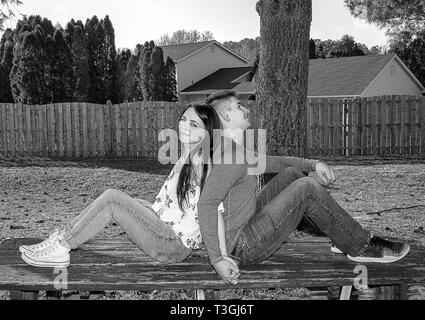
[309,39,317,59]
[85,15,106,103]
[163,56,177,102]
[102,15,117,102]
[148,46,165,101]
[139,41,152,101]
[0,29,14,102]
[44,29,74,102]
[11,31,46,104]
[71,25,89,101]
[124,44,143,101]
[345,0,425,37]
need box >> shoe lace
[30,229,60,248]
[370,237,391,250]
[33,237,62,257]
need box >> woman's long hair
[176,103,222,213]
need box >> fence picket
[57,103,64,158]
[0,96,423,159]
[420,97,425,155]
[0,104,5,155]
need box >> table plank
[1,238,424,291]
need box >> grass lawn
[0,155,424,300]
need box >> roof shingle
[182,54,399,96]
[160,41,215,62]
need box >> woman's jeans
[62,189,192,264]
[232,167,372,266]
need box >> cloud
[52,5,69,27]
[353,18,371,30]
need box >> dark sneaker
[347,236,410,263]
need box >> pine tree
[86,16,106,103]
[102,15,117,103]
[309,39,317,59]
[139,41,152,101]
[0,29,14,102]
[124,44,143,101]
[11,31,46,104]
[255,0,312,156]
[163,56,177,102]
[71,25,89,102]
[148,46,165,101]
[44,29,74,103]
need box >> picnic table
[1,236,424,300]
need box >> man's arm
[198,163,243,265]
[264,155,320,174]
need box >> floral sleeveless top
[151,160,224,249]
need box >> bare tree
[156,29,214,46]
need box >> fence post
[306,98,312,156]
[421,96,425,155]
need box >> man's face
[224,97,251,131]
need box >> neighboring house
[179,53,425,103]
[160,40,251,97]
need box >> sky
[4,0,391,50]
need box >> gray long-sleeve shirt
[197,136,320,265]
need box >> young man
[199,90,410,284]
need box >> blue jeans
[62,189,192,264]
[232,167,372,266]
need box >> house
[160,40,251,96]
[177,53,425,103]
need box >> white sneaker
[19,229,61,254]
[331,245,344,254]
[21,236,71,268]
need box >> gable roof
[308,54,395,96]
[181,67,254,92]
[160,41,215,62]
[181,54,425,96]
[160,40,250,64]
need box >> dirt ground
[0,155,424,300]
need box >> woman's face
[178,107,207,145]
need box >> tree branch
[366,204,425,216]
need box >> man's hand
[315,161,336,185]
[213,256,240,285]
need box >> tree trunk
[254,0,312,157]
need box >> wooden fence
[0,101,187,159]
[0,96,424,159]
[308,95,425,156]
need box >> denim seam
[312,192,365,245]
[67,198,180,245]
[66,202,112,244]
[244,192,312,252]
[245,190,366,254]
[106,199,178,241]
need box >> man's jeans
[232,167,372,266]
[62,189,192,264]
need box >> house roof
[181,67,254,92]
[160,40,250,64]
[308,54,395,96]
[181,54,424,96]
[160,41,215,62]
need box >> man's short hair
[205,90,237,110]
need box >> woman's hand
[213,256,240,285]
[315,161,336,186]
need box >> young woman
[19,103,238,281]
